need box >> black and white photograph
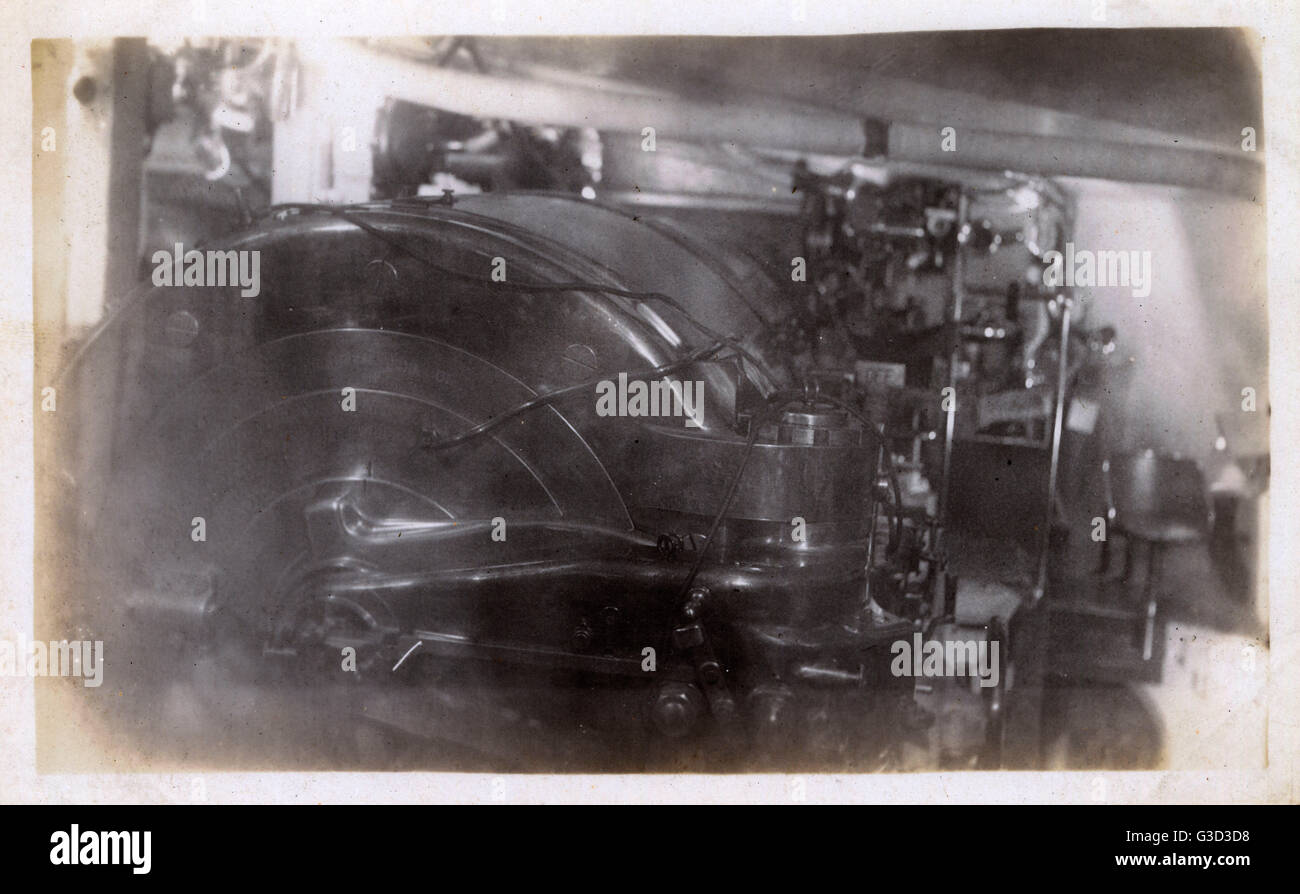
[3,2,1295,813]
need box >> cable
[421,340,732,452]
[673,397,787,602]
[270,202,772,377]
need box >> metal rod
[938,191,969,531]
[1033,295,1072,601]
[863,441,882,606]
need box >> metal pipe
[1033,296,1072,602]
[280,555,871,620]
[508,54,1229,155]
[886,123,1262,200]
[316,40,865,157]
[315,40,1263,199]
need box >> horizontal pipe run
[314,40,1262,199]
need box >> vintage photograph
[29,28,1269,777]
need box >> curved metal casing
[53,193,889,697]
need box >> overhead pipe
[885,122,1261,200]
[313,40,1262,199]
